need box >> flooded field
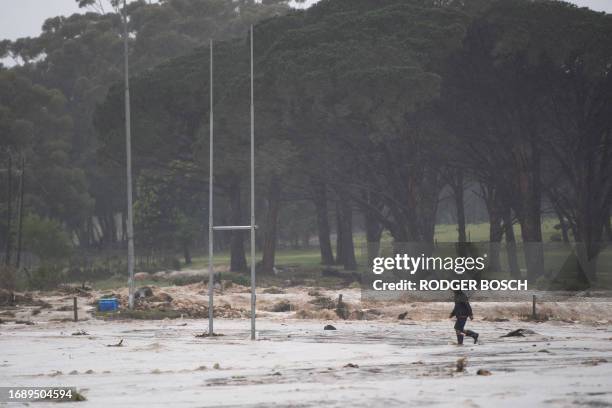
[1,315,612,407]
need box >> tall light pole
[249,24,256,341]
[122,0,136,309]
[16,155,25,268]
[208,39,214,335]
[4,151,13,267]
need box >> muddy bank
[2,284,612,326]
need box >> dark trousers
[454,317,477,344]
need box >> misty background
[1,0,611,293]
[1,0,611,41]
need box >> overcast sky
[1,0,611,41]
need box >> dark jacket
[451,301,473,318]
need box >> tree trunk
[503,209,520,278]
[518,206,544,280]
[415,167,440,243]
[449,169,468,257]
[183,243,192,265]
[451,169,467,243]
[488,209,503,273]
[514,142,544,280]
[574,203,605,284]
[109,213,117,243]
[311,180,334,265]
[100,213,117,245]
[337,192,357,270]
[335,201,344,265]
[87,217,95,247]
[483,184,503,272]
[98,215,108,246]
[261,176,281,274]
[364,203,383,267]
[121,212,127,242]
[228,178,247,272]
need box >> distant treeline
[1,0,611,282]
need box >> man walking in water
[450,290,479,345]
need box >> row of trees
[0,0,298,270]
[97,0,612,282]
[1,0,611,284]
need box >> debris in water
[582,358,608,366]
[501,329,537,338]
[69,390,87,401]
[324,324,336,330]
[106,339,123,347]
[134,287,153,299]
[456,357,467,372]
[335,294,349,320]
[195,332,224,338]
[15,320,34,325]
[483,317,509,322]
[477,369,492,376]
[263,287,285,294]
[149,292,173,303]
[271,300,292,312]
[310,296,335,310]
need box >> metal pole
[5,151,12,266]
[73,297,78,322]
[123,0,136,309]
[16,155,25,268]
[208,39,215,335]
[250,25,256,341]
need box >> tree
[0,71,93,242]
[258,0,470,249]
[445,0,612,282]
[1,0,296,249]
[535,7,612,283]
[443,2,550,279]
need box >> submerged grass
[94,309,184,320]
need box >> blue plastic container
[98,298,119,312]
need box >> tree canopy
[1,0,611,282]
